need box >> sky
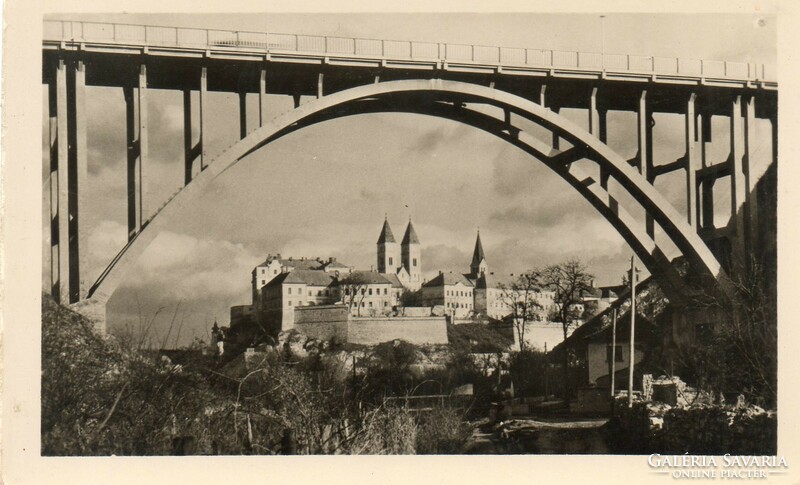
[41,13,776,347]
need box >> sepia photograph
[3,1,799,483]
[38,11,778,456]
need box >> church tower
[401,218,422,290]
[377,216,400,274]
[470,230,488,278]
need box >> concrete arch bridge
[42,20,778,329]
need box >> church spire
[377,216,396,244]
[470,229,487,277]
[401,218,420,245]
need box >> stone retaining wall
[608,398,777,454]
[293,305,448,346]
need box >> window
[368,302,373,308]
[384,302,388,307]
[274,270,278,275]
[288,288,292,295]
[261,279,265,285]
[388,257,393,266]
[308,290,312,296]
[606,345,624,362]
[413,258,417,267]
[288,301,292,306]
[369,288,373,295]
[383,288,387,295]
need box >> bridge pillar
[48,59,87,304]
[259,68,267,127]
[239,90,247,139]
[124,64,148,240]
[200,67,208,170]
[685,93,699,229]
[48,71,59,298]
[730,95,748,265]
[743,95,758,258]
[590,88,610,188]
[638,90,655,238]
[699,110,715,230]
[183,90,193,184]
[72,61,88,299]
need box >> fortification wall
[348,317,448,346]
[294,305,350,341]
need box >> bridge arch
[76,79,730,320]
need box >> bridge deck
[43,20,776,116]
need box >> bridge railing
[43,20,777,83]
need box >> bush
[415,406,473,454]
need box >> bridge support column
[317,72,324,99]
[743,95,758,257]
[72,61,88,299]
[48,71,59,298]
[183,90,193,184]
[239,90,247,139]
[49,59,88,304]
[730,95,748,264]
[638,90,655,237]
[200,67,208,170]
[125,65,147,240]
[685,93,699,228]
[590,88,610,188]
[259,68,267,127]
[53,60,70,303]
[699,111,715,231]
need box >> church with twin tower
[377,217,422,291]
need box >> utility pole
[627,256,637,408]
[544,342,549,398]
[610,307,617,398]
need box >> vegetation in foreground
[42,296,484,455]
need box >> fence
[43,20,776,82]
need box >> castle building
[251,254,351,307]
[419,230,557,321]
[420,272,475,318]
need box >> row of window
[344,287,389,296]
[446,289,472,297]
[447,302,473,309]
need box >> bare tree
[540,259,595,341]
[498,271,544,352]
[540,259,594,398]
[337,275,368,317]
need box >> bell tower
[377,216,400,274]
[470,230,487,278]
[401,218,422,290]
